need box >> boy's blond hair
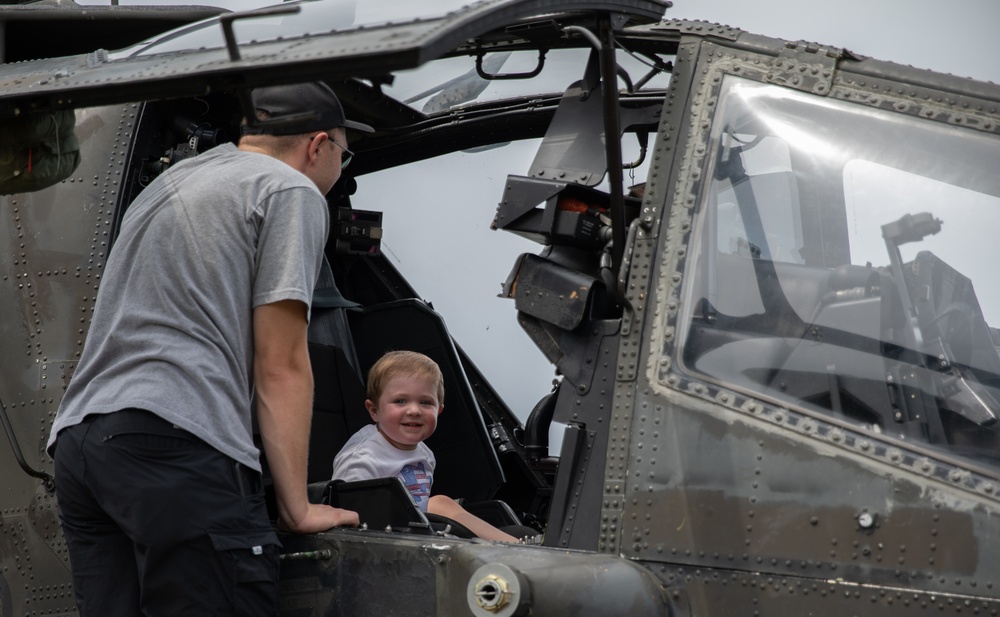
[366,351,445,404]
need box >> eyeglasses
[330,139,354,169]
[313,132,354,169]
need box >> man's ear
[365,399,379,422]
[304,132,326,164]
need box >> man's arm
[254,299,359,532]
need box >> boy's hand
[280,504,359,533]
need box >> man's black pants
[53,409,280,616]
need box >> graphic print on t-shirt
[400,462,432,510]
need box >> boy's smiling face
[366,374,443,450]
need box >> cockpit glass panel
[383,47,671,115]
[386,50,589,114]
[677,76,1000,466]
[109,0,471,60]
[845,160,1000,312]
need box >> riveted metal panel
[766,40,841,95]
[648,19,742,42]
[594,34,703,558]
[623,386,1000,592]
[546,328,621,551]
[658,564,1000,615]
[632,28,1000,611]
[831,73,1000,137]
[0,102,136,615]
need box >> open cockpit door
[0,0,668,119]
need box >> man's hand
[280,503,359,534]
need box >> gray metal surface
[0,0,668,118]
[623,25,1000,614]
[279,529,670,616]
[0,102,136,614]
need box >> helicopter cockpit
[80,0,676,538]
[679,77,1000,464]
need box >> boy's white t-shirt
[332,424,436,511]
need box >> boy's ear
[365,399,379,422]
[437,404,444,415]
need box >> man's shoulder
[186,144,321,207]
[184,144,294,178]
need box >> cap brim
[343,119,375,133]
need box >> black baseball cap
[242,81,374,136]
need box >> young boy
[332,350,518,542]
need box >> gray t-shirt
[48,143,329,471]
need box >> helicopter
[3,0,1000,615]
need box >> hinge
[766,41,843,95]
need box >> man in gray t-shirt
[48,82,370,616]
